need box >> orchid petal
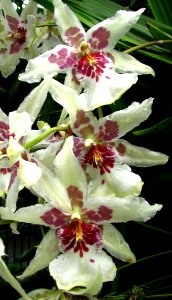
[85,195,162,223]
[0,170,11,199]
[49,78,81,115]
[80,71,138,111]
[20,0,37,21]
[5,170,21,212]
[103,224,136,263]
[86,8,145,52]
[7,138,23,165]
[18,45,75,83]
[32,160,71,212]
[116,139,169,167]
[49,250,116,295]
[0,108,8,123]
[0,238,31,300]
[54,137,87,201]
[0,204,56,226]
[87,163,143,197]
[98,98,153,138]
[0,0,19,20]
[0,53,21,78]
[113,50,155,76]
[17,76,53,124]
[18,229,60,280]
[53,0,85,47]
[71,110,98,138]
[18,158,42,188]
[9,111,32,140]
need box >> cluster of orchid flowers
[0,0,169,299]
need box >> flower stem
[124,39,172,54]
[36,22,57,27]
[23,125,69,149]
[146,294,172,298]
[135,221,172,235]
[118,250,172,271]
[97,106,103,118]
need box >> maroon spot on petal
[73,137,85,157]
[64,27,84,47]
[79,124,95,139]
[57,219,102,257]
[90,258,95,262]
[98,120,119,142]
[82,144,115,175]
[41,207,69,227]
[67,185,83,208]
[88,27,110,50]
[84,209,102,222]
[8,161,19,190]
[98,205,112,220]
[76,51,110,82]
[6,15,19,31]
[0,121,10,141]
[73,110,90,129]
[0,168,11,175]
[48,48,77,69]
[116,142,126,156]
[101,179,105,184]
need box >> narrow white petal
[32,160,71,211]
[49,78,81,116]
[53,0,85,45]
[0,238,31,300]
[116,139,169,167]
[86,195,162,223]
[99,97,154,138]
[113,50,155,76]
[54,136,87,199]
[103,224,136,262]
[0,204,54,226]
[18,45,72,83]
[18,229,60,279]
[86,8,145,51]
[17,76,53,124]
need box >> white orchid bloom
[0,137,162,295]
[19,0,154,108]
[0,77,52,211]
[0,0,39,77]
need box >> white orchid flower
[0,77,52,211]
[19,0,154,108]
[0,137,162,295]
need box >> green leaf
[33,0,54,11]
[132,117,172,135]
[147,22,172,51]
[147,0,172,27]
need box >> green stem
[0,220,16,225]
[124,39,172,54]
[24,125,69,149]
[97,106,103,118]
[36,22,57,27]
[135,221,172,235]
[146,294,172,298]
[118,250,172,271]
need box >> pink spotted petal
[41,207,69,228]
